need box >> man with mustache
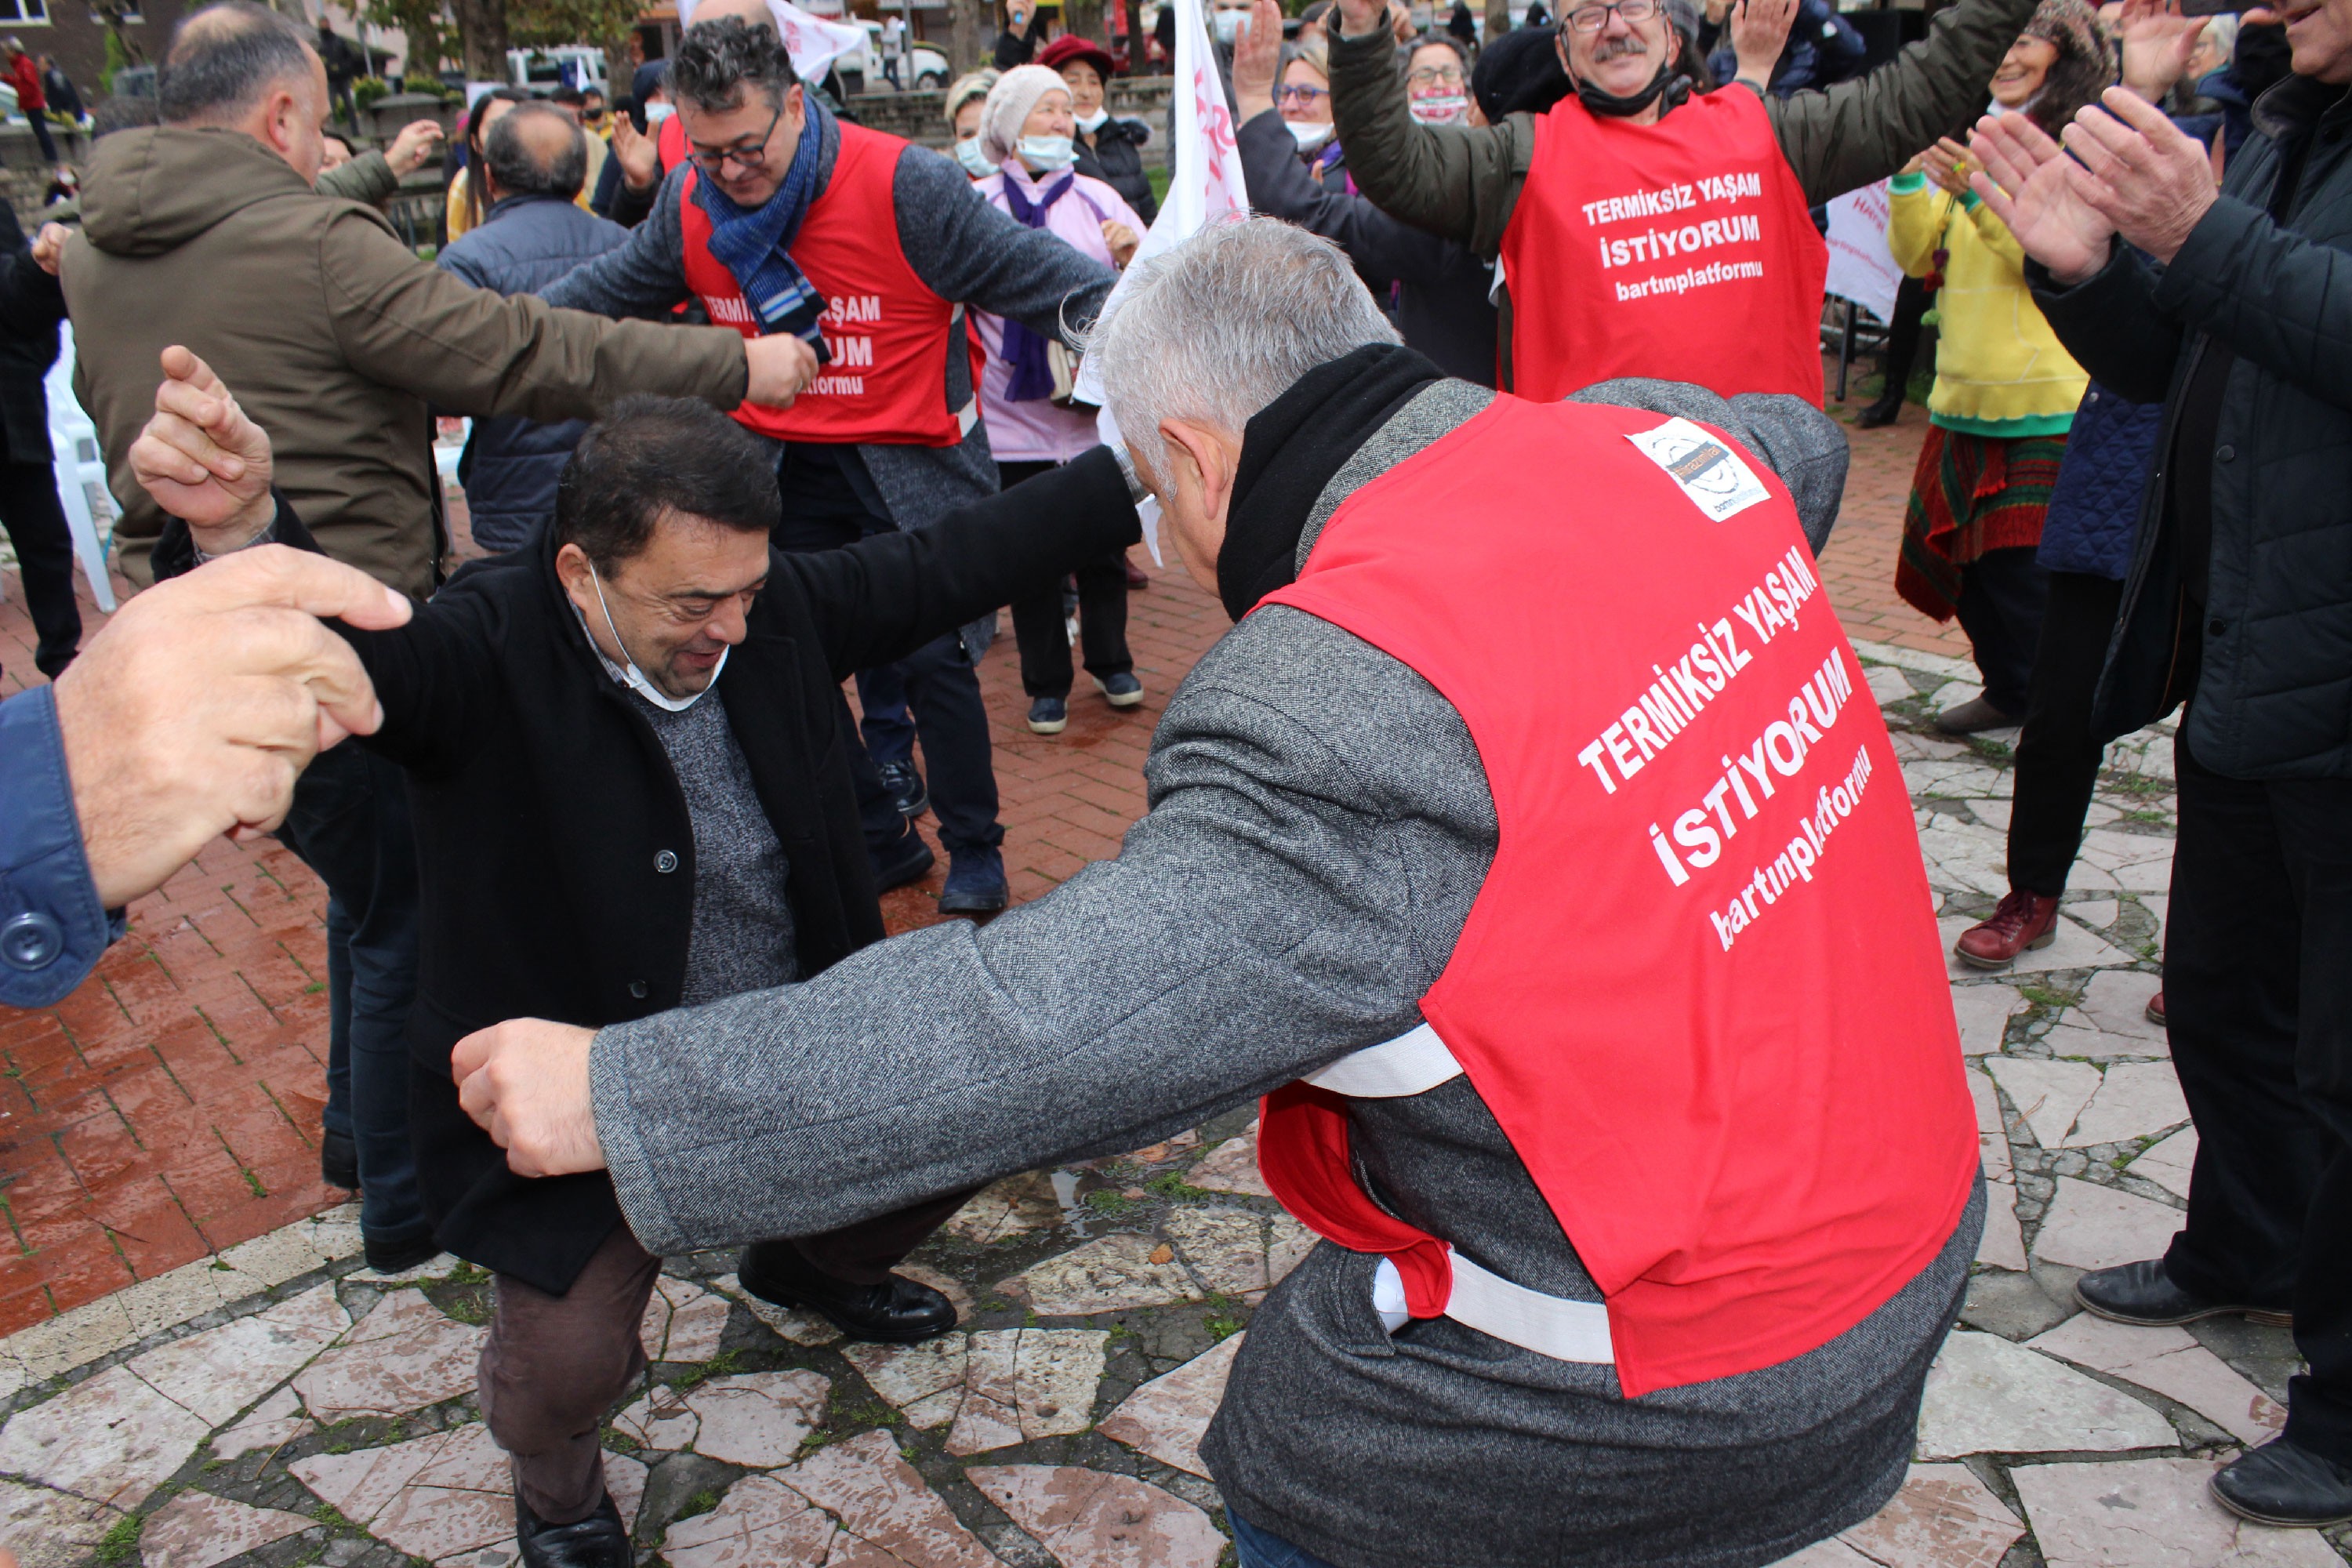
[1322,0,2043,402]
[128,350,1140,1567]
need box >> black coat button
[628,980,648,999]
[2216,445,2235,462]
[2209,619,2227,636]
[1,913,62,971]
[654,851,679,873]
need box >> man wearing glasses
[546,13,1118,921]
[1326,0,2043,401]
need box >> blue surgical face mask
[1287,118,1334,151]
[954,136,995,176]
[1018,132,1076,170]
[1212,6,1246,42]
[1076,108,1109,133]
[583,561,724,712]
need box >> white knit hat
[980,64,1071,167]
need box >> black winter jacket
[161,453,1138,1290]
[435,194,635,554]
[1237,113,1497,387]
[1075,114,1158,225]
[2031,73,2352,779]
[0,198,64,469]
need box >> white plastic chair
[42,322,119,613]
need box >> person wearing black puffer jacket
[1040,34,1160,222]
[437,103,634,556]
[1981,11,2352,1523]
[1234,15,1499,383]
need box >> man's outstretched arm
[1770,0,2040,206]
[457,611,1500,1253]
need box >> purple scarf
[1000,170,1076,401]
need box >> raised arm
[892,147,1117,343]
[584,608,1487,1250]
[786,447,1141,681]
[1327,2,1528,255]
[1769,0,2040,206]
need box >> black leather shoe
[320,1129,358,1190]
[363,1229,442,1276]
[1854,390,1904,429]
[2075,1258,2293,1328]
[869,827,936,893]
[517,1492,629,1568]
[2211,1439,2352,1527]
[736,1240,958,1344]
[877,757,929,819]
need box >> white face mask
[583,561,725,713]
[1076,108,1109,132]
[1018,132,1076,170]
[1287,118,1334,151]
[954,136,995,176]
[1410,92,1469,125]
[1212,7,1246,42]
[644,100,675,125]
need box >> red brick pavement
[0,398,1967,1337]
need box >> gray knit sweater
[590,383,1976,1568]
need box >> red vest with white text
[679,122,965,446]
[1255,396,1973,1397]
[1498,89,1828,405]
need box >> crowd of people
[1,0,2349,1561]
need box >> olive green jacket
[1328,0,2041,387]
[64,127,751,599]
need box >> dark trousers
[21,113,56,165]
[481,1189,971,1523]
[1229,1508,1342,1568]
[855,661,916,770]
[274,746,430,1248]
[771,442,1002,856]
[1000,461,1131,699]
[1954,546,2050,718]
[1875,274,1931,403]
[2006,570,2125,897]
[0,460,82,677]
[2162,731,2352,1467]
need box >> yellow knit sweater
[1888,172,2087,438]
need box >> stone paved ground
[7,411,2348,1567]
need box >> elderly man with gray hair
[452,216,1984,1568]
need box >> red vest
[680,122,966,446]
[1497,89,1828,406]
[1255,396,1975,1397]
[659,110,686,175]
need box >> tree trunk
[455,0,510,82]
[1484,0,1510,45]
[1123,0,1145,69]
[1065,0,1102,41]
[949,0,985,72]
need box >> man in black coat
[1973,45,2352,1529]
[0,195,80,681]
[132,352,1141,1566]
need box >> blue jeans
[277,746,430,1248]
[1229,1508,1344,1568]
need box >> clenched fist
[452,1019,608,1178]
[742,332,822,409]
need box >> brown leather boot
[1954,890,2061,970]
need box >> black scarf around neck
[1216,343,1446,622]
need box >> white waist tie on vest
[1305,1025,1617,1366]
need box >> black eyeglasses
[686,99,786,176]
[1563,0,1660,31]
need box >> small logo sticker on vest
[1624,418,1771,522]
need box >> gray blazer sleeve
[589,608,1499,1254]
[891,144,1119,344]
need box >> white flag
[1824,180,1902,327]
[1074,0,1250,560]
[679,0,869,86]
